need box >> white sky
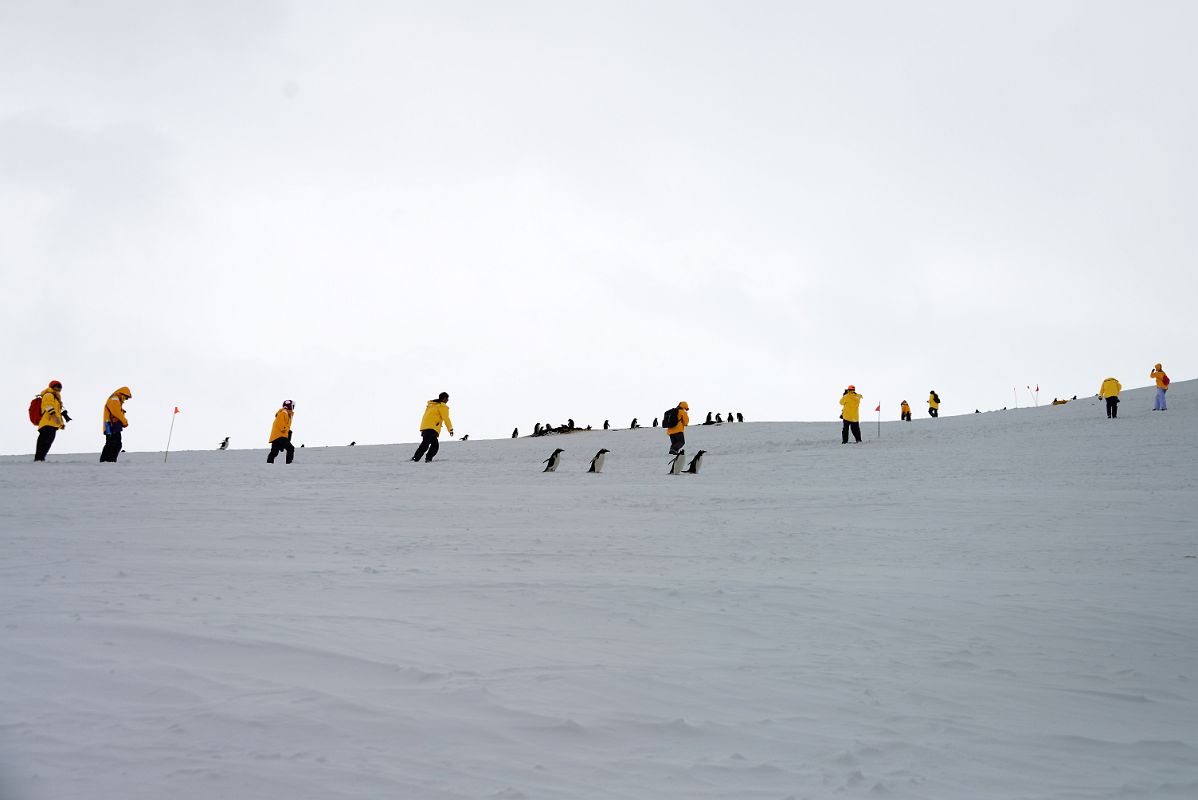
[2,1,1194,455]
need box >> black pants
[842,420,861,443]
[268,436,295,464]
[413,429,440,462]
[928,407,938,418]
[668,431,685,454]
[34,426,57,461]
[901,412,911,421]
[101,424,123,462]
[1106,396,1119,418]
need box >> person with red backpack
[1150,363,1171,411]
[32,379,71,462]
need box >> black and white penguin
[630,418,639,429]
[512,428,519,438]
[652,417,659,427]
[736,412,744,423]
[349,441,356,446]
[684,450,707,474]
[534,423,542,436]
[603,420,610,430]
[218,437,229,451]
[460,434,469,441]
[668,452,685,475]
[728,411,734,422]
[705,412,714,425]
[567,418,575,430]
[588,448,609,474]
[715,413,723,423]
[543,448,564,473]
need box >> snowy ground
[2,382,1196,800]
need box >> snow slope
[1,382,1195,800]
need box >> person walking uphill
[900,400,912,422]
[840,386,862,443]
[1150,363,1170,410]
[664,401,689,455]
[33,380,71,461]
[928,390,941,418]
[267,400,296,464]
[412,392,453,462]
[1099,377,1122,419]
[100,387,132,462]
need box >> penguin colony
[542,447,706,475]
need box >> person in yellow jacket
[927,390,941,418]
[665,401,690,455]
[900,400,912,422]
[840,386,862,443]
[100,386,132,462]
[34,379,71,461]
[267,400,296,464]
[1150,363,1170,411]
[412,392,454,462]
[1098,377,1121,419]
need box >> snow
[2,382,1196,800]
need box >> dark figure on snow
[267,400,295,464]
[101,387,133,462]
[736,412,744,423]
[349,441,356,446]
[218,436,230,451]
[704,411,714,425]
[460,434,469,441]
[652,417,659,427]
[603,420,610,430]
[412,392,453,462]
[715,413,724,423]
[928,390,940,418]
[631,418,640,429]
[512,428,519,438]
[533,423,542,436]
[665,402,689,455]
[840,386,862,444]
[728,411,734,422]
[567,418,575,430]
[33,380,70,462]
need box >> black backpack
[662,406,680,428]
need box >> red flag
[173,406,180,414]
[874,404,881,412]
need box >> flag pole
[877,404,881,439]
[164,406,179,462]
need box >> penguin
[567,418,575,430]
[460,434,469,441]
[668,452,685,475]
[349,441,356,446]
[736,412,744,423]
[684,450,706,474]
[603,420,610,430]
[588,448,609,474]
[512,428,519,438]
[534,423,542,436]
[705,411,714,425]
[715,413,723,423]
[728,411,734,422]
[218,436,229,451]
[543,448,564,473]
[631,418,639,429]
[652,417,659,427]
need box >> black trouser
[928,407,938,418]
[668,431,685,454]
[268,436,295,464]
[1106,396,1119,418]
[34,426,57,461]
[842,420,861,443]
[412,429,440,461]
[901,412,911,421]
[100,423,123,462]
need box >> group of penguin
[542,447,707,475]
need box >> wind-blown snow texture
[2,382,1196,799]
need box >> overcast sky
[2,1,1194,455]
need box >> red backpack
[1162,374,1171,387]
[28,395,42,426]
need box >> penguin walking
[588,448,609,474]
[218,436,229,451]
[684,450,706,474]
[668,452,686,475]
[512,428,518,438]
[543,448,564,473]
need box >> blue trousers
[1154,388,1168,410]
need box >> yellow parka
[928,392,940,410]
[1151,365,1169,390]
[269,408,293,442]
[1099,378,1121,398]
[900,401,911,416]
[666,401,689,435]
[840,392,863,422]
[420,400,453,434]
[103,387,131,431]
[39,386,64,430]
